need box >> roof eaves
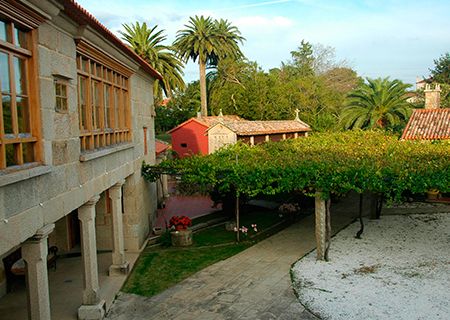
[58,0,162,81]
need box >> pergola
[143,131,449,260]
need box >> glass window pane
[92,81,101,129]
[114,88,119,128]
[0,52,10,93]
[78,76,87,129]
[104,85,110,128]
[2,95,13,134]
[55,82,61,96]
[60,83,67,97]
[0,21,6,42]
[14,27,27,48]
[5,144,17,167]
[14,56,27,95]
[22,142,35,163]
[17,96,30,133]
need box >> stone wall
[208,124,237,154]
[0,1,157,262]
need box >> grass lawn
[122,209,287,297]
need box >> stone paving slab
[106,196,360,320]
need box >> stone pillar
[162,174,169,198]
[108,180,129,276]
[294,132,298,138]
[250,136,254,146]
[282,133,286,140]
[265,135,269,142]
[78,195,105,320]
[22,224,55,320]
[315,194,326,260]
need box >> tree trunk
[199,59,208,116]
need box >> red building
[168,115,242,158]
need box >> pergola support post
[315,192,331,261]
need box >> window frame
[76,40,133,152]
[0,18,41,171]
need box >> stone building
[207,111,311,154]
[169,111,311,157]
[0,0,161,319]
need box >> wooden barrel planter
[171,229,193,246]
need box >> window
[143,127,148,155]
[0,18,39,170]
[180,143,187,148]
[76,51,131,152]
[54,79,68,112]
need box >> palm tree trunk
[199,59,208,116]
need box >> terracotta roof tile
[155,140,170,155]
[401,109,450,140]
[196,115,242,127]
[167,115,242,133]
[220,120,311,136]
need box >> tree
[120,22,185,101]
[430,52,450,84]
[155,81,200,133]
[341,78,412,130]
[173,16,244,116]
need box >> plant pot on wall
[171,229,193,247]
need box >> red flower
[169,215,192,231]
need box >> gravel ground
[292,213,450,320]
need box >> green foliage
[430,52,450,84]
[143,131,450,200]
[173,15,245,116]
[119,22,185,100]
[155,81,200,133]
[341,77,412,130]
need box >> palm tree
[120,22,185,101]
[341,77,412,129]
[173,16,244,116]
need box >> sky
[76,0,450,86]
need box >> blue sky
[77,0,450,86]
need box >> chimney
[424,84,441,109]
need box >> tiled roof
[220,120,311,136]
[58,1,162,81]
[401,108,450,140]
[155,140,170,156]
[167,115,242,133]
[196,115,242,127]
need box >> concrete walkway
[106,196,360,320]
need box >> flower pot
[171,229,193,247]
[427,190,440,200]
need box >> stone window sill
[0,164,52,187]
[79,143,134,162]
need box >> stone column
[78,195,105,320]
[250,136,254,146]
[108,180,129,276]
[162,174,169,198]
[22,224,55,320]
[315,194,326,260]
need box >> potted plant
[427,189,440,200]
[169,215,193,246]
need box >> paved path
[106,196,359,320]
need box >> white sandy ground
[291,213,450,320]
